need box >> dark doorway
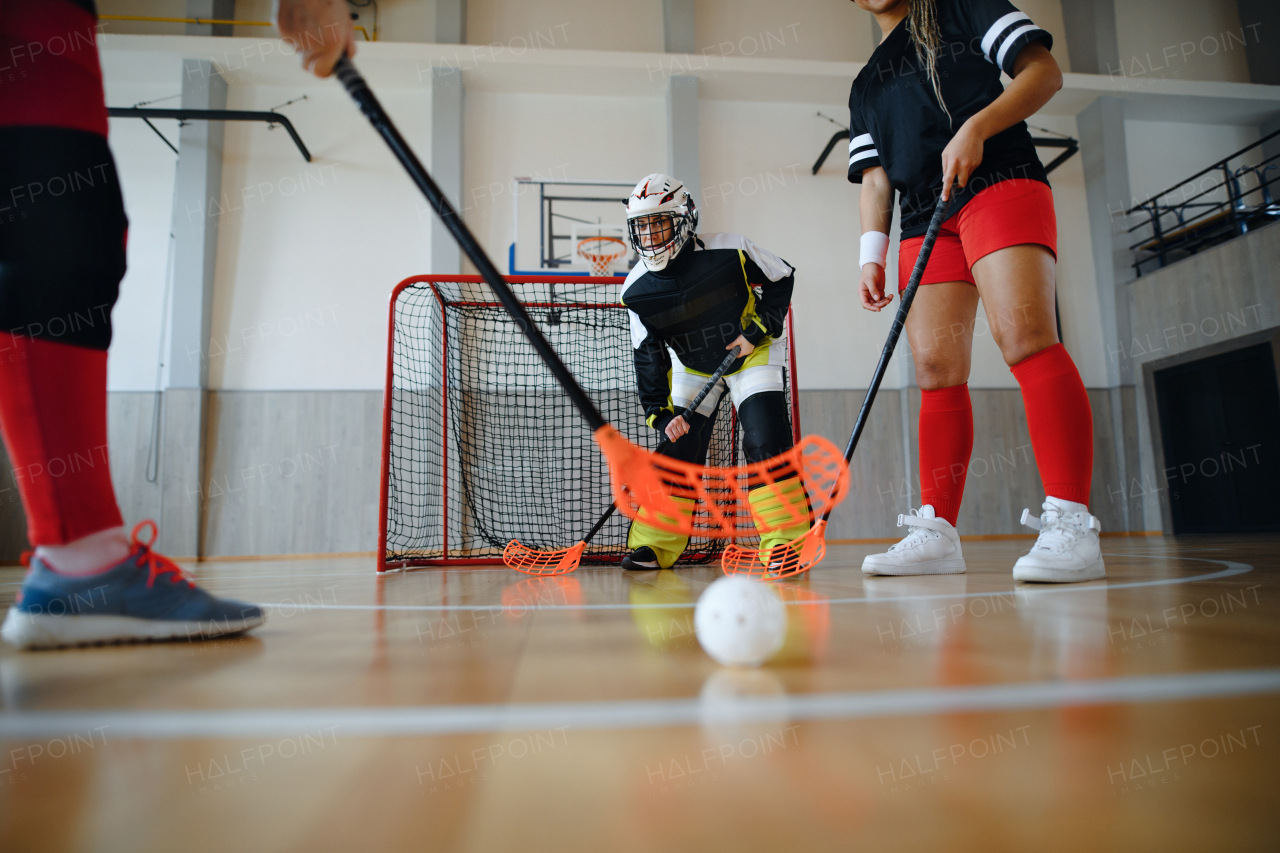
[1154,342,1280,533]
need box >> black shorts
[0,126,128,350]
[659,391,794,468]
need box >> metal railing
[1126,128,1280,277]
[107,108,312,162]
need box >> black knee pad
[737,392,794,464]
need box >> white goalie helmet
[624,173,698,271]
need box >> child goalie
[619,173,809,572]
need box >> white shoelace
[1031,510,1089,554]
[889,523,940,553]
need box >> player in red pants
[0,0,354,649]
[850,0,1102,583]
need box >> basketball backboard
[510,178,637,277]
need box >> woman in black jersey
[850,0,1104,583]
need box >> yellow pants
[627,497,695,569]
[627,481,810,567]
[748,477,811,561]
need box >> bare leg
[37,527,130,575]
[904,281,980,389]
[970,244,1058,365]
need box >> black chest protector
[622,247,758,375]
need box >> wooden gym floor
[1,536,1278,852]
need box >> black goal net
[379,276,798,568]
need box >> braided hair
[906,0,953,127]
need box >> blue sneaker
[1,521,265,650]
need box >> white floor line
[250,559,1252,612]
[2,668,1277,740]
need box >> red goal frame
[377,274,801,571]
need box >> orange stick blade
[503,539,586,576]
[594,426,849,540]
[721,520,829,579]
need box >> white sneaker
[861,505,966,576]
[1012,497,1106,583]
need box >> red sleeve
[0,0,108,136]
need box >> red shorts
[897,179,1057,291]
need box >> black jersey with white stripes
[847,0,1053,237]
[622,233,794,428]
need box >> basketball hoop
[577,236,628,276]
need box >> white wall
[693,0,1070,69]
[373,0,438,44]
[106,62,436,392]
[696,0,874,64]
[105,80,181,393]
[209,82,433,390]
[1114,0,1253,83]
[467,0,664,54]
[461,91,668,271]
[1125,120,1263,207]
[1038,115,1107,389]
[1018,0,1073,72]
[97,0,407,44]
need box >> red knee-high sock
[0,333,123,546]
[918,383,973,526]
[1011,343,1093,505]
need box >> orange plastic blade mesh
[721,519,829,579]
[503,539,585,576]
[594,426,849,539]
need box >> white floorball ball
[694,576,787,667]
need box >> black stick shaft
[820,194,951,522]
[680,346,740,423]
[580,347,740,546]
[334,57,608,431]
[581,503,621,544]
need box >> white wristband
[859,231,890,269]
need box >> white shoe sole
[1012,559,1106,584]
[861,557,967,577]
[1,609,266,651]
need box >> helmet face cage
[625,191,698,271]
[627,211,687,260]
